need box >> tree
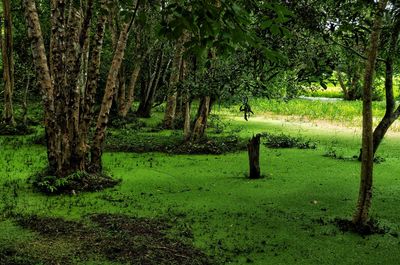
[24,0,140,177]
[353,0,387,226]
[1,0,15,126]
[369,5,400,157]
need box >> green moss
[1,102,400,264]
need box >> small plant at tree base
[208,114,226,134]
[28,170,121,195]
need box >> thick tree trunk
[190,96,211,142]
[1,0,15,125]
[353,0,387,226]
[248,134,261,179]
[25,0,140,177]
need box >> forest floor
[1,99,400,264]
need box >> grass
[220,97,400,131]
[1,100,400,264]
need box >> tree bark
[353,0,387,226]
[78,0,108,167]
[248,134,261,179]
[190,96,211,142]
[1,0,15,125]
[91,2,140,171]
[137,49,164,118]
[24,0,58,172]
[358,14,400,160]
[163,40,184,128]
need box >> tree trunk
[163,41,184,128]
[337,68,349,100]
[24,0,58,172]
[1,0,15,126]
[91,5,139,171]
[353,0,387,226]
[248,134,261,179]
[78,0,108,167]
[137,50,164,118]
[119,65,141,117]
[190,96,211,142]
[22,77,30,126]
[358,15,400,160]
[25,0,140,178]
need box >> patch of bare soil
[11,214,212,265]
[333,218,387,236]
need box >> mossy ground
[1,99,400,264]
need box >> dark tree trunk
[248,134,261,179]
[1,0,15,126]
[163,39,184,128]
[190,96,211,142]
[353,0,387,226]
[137,49,164,118]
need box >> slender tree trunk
[22,76,30,126]
[78,0,108,167]
[119,64,141,117]
[137,50,164,118]
[358,16,400,160]
[1,0,15,126]
[190,96,211,142]
[182,58,191,140]
[163,40,184,128]
[24,0,57,172]
[91,2,140,171]
[353,0,387,226]
[337,68,349,100]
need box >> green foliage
[261,132,317,149]
[29,171,120,195]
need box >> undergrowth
[261,132,317,149]
[28,170,120,195]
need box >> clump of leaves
[261,132,317,149]
[28,170,120,195]
[208,114,226,134]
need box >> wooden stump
[247,134,261,179]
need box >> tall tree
[1,0,15,126]
[353,0,387,226]
[368,5,400,157]
[24,0,140,177]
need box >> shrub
[261,132,317,149]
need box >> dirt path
[230,113,400,138]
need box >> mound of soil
[11,213,212,265]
